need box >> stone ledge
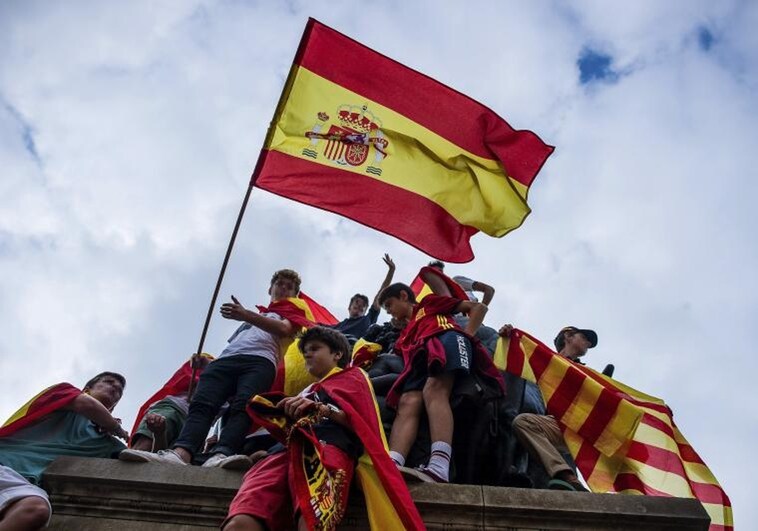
[42,457,709,530]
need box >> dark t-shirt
[334,306,380,339]
[312,389,363,459]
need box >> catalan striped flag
[253,18,554,263]
[1,383,81,437]
[494,329,732,531]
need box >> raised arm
[456,300,488,336]
[220,296,297,338]
[63,394,129,439]
[371,254,396,310]
[472,280,496,306]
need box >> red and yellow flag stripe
[495,329,732,531]
[254,19,553,263]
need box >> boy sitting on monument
[120,269,306,469]
[0,372,128,531]
[379,280,504,483]
[223,326,424,531]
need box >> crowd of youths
[0,258,599,530]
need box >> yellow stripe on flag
[269,66,530,234]
[2,386,51,427]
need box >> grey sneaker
[119,448,187,466]
[201,453,229,468]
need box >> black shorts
[402,331,473,392]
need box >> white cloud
[0,1,753,526]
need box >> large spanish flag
[495,329,732,531]
[253,18,554,263]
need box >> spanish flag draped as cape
[128,353,215,444]
[248,367,425,531]
[0,383,82,437]
[410,265,469,303]
[257,293,339,396]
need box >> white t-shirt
[218,311,284,367]
[452,275,479,302]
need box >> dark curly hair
[298,326,351,368]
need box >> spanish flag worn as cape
[253,18,554,263]
[249,367,425,531]
[0,383,81,437]
[495,329,732,531]
[257,293,339,396]
[129,353,215,444]
[410,265,469,303]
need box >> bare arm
[220,296,297,338]
[371,254,396,310]
[456,301,488,336]
[421,269,452,297]
[472,280,496,306]
[62,394,129,439]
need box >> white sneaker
[202,453,253,471]
[119,448,187,466]
[201,453,229,468]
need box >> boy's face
[85,375,124,411]
[382,292,413,321]
[348,298,368,318]
[269,276,298,301]
[301,339,342,379]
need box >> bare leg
[0,496,50,531]
[222,514,265,531]
[388,391,423,458]
[423,373,455,445]
[173,446,192,463]
[130,434,153,451]
[297,515,309,531]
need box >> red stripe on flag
[546,365,585,419]
[613,473,670,497]
[297,19,554,188]
[573,439,602,473]
[255,150,478,262]
[527,337,551,382]
[576,387,622,443]
[506,332,525,376]
[641,412,676,439]
[690,481,732,507]
[676,439,706,466]
[626,441,689,480]
[580,368,671,416]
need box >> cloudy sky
[1,0,754,526]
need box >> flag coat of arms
[253,18,553,262]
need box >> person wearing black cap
[510,325,598,492]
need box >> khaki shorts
[0,465,52,524]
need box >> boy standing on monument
[121,269,305,469]
[379,279,504,483]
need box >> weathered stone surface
[42,457,710,530]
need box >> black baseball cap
[554,326,598,352]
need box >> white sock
[389,451,405,467]
[426,441,452,481]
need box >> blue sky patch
[697,26,714,51]
[577,47,619,84]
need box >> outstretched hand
[220,295,249,322]
[382,253,395,271]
